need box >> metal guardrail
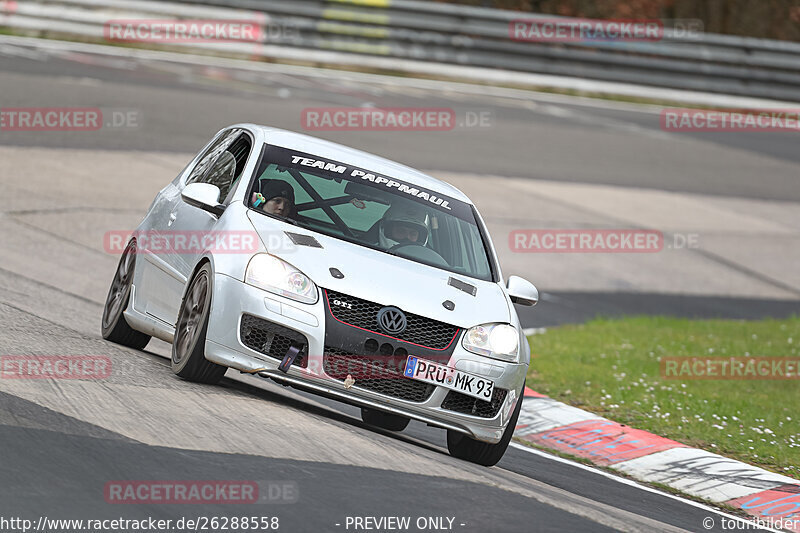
[3,0,800,101]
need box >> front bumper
[205,274,527,444]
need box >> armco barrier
[2,0,800,101]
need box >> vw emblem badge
[377,306,407,335]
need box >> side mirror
[182,183,225,217]
[507,276,539,306]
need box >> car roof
[237,124,473,204]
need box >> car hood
[247,212,510,329]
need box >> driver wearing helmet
[378,203,430,250]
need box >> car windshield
[248,144,494,281]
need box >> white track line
[509,442,783,532]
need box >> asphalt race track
[2,38,799,532]
[0,268,743,533]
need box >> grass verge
[525,316,800,476]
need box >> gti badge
[332,299,353,310]
[377,306,407,335]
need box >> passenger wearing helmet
[378,203,429,250]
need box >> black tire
[101,240,151,350]
[361,408,410,432]
[446,383,525,467]
[171,263,227,384]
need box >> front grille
[323,347,435,402]
[441,388,508,418]
[324,289,460,350]
[240,314,308,368]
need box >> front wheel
[446,384,524,466]
[171,263,227,384]
[101,240,151,350]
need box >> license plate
[404,356,494,401]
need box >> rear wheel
[447,384,524,467]
[171,263,226,384]
[361,408,410,432]
[101,240,151,350]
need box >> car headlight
[245,254,318,304]
[462,323,519,362]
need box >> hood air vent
[448,277,476,296]
[284,232,322,248]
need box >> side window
[444,217,490,278]
[203,151,237,201]
[186,129,251,203]
[448,218,470,271]
[186,129,239,185]
[222,134,253,203]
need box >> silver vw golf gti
[102,124,539,466]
